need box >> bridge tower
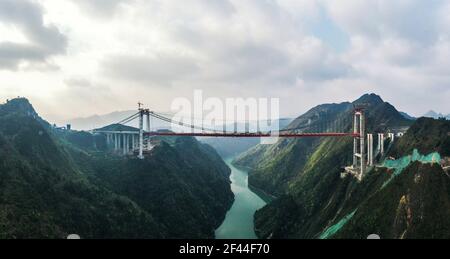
[145,109,152,151]
[352,106,366,179]
[138,103,145,159]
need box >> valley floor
[215,158,267,239]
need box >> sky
[0,0,449,124]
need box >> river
[215,158,268,239]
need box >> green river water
[215,158,267,239]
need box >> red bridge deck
[145,132,360,138]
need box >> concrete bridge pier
[353,114,359,168]
[367,134,374,166]
[124,134,128,155]
[388,133,395,143]
[378,133,385,156]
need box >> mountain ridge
[233,93,450,239]
[424,110,450,120]
[234,93,412,196]
[0,97,234,239]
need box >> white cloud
[0,0,67,70]
[0,0,449,123]
[72,0,130,17]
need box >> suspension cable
[117,110,347,135]
[150,112,235,133]
[119,114,140,126]
[116,112,140,125]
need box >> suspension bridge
[91,104,401,180]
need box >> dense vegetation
[69,137,234,238]
[236,94,450,239]
[334,163,450,239]
[390,117,450,157]
[235,94,410,196]
[0,98,233,239]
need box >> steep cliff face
[0,98,233,239]
[235,94,450,239]
[333,162,450,239]
[329,118,449,239]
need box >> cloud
[0,0,67,70]
[70,0,136,18]
[64,77,94,88]
[316,0,450,114]
[67,0,450,116]
[2,0,450,121]
[58,76,116,119]
[64,76,112,97]
[323,0,442,44]
[102,53,200,86]
[100,0,349,91]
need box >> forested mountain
[234,94,411,196]
[328,118,450,239]
[424,110,450,120]
[0,98,233,239]
[233,94,450,239]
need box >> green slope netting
[319,149,441,239]
[381,149,441,189]
[319,210,356,239]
